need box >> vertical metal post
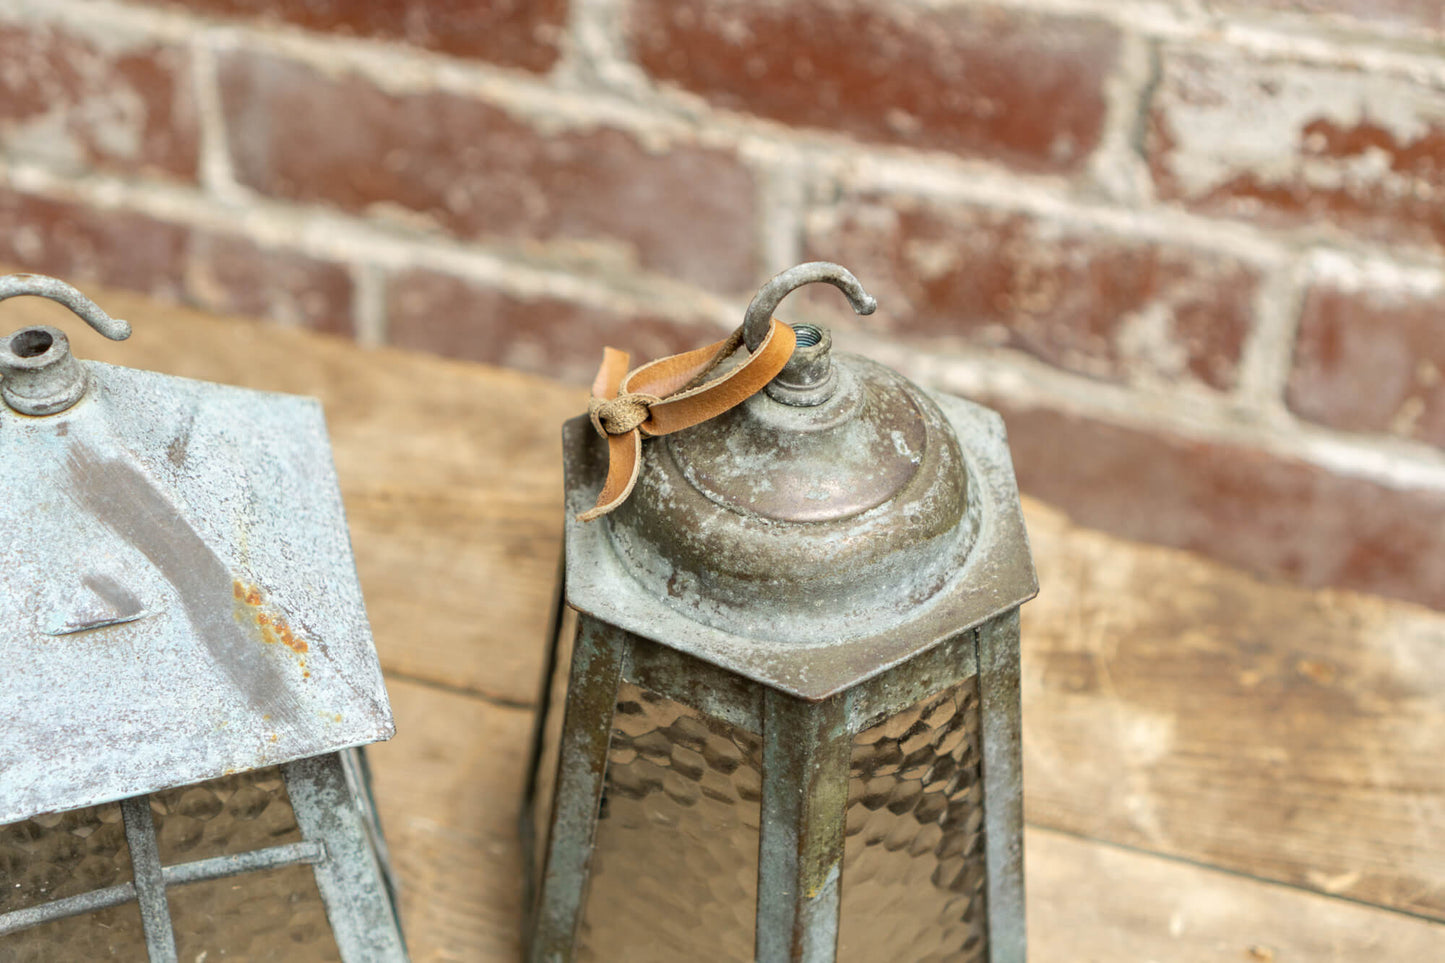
[284,753,409,962]
[522,550,569,928]
[529,616,627,963]
[976,611,1026,963]
[119,794,178,963]
[756,689,851,963]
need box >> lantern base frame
[0,750,408,962]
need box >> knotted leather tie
[579,319,797,521]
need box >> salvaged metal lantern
[0,275,407,961]
[524,263,1038,962]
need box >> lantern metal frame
[0,751,405,962]
[524,384,1036,963]
[0,275,408,961]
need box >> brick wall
[2,0,1444,610]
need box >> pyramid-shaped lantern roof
[0,275,393,825]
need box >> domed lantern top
[561,263,1037,699]
[529,263,1039,963]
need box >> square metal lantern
[0,276,407,961]
[524,265,1038,963]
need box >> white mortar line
[188,33,245,204]
[838,331,1445,492]
[560,0,652,98]
[350,263,388,349]
[903,0,1445,74]
[1086,29,1158,206]
[834,152,1292,265]
[1306,247,1445,296]
[1233,250,1308,409]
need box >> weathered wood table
[14,281,1444,961]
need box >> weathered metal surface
[1,359,393,825]
[0,274,131,415]
[121,793,178,963]
[534,263,1035,963]
[284,752,410,962]
[0,836,323,936]
[561,383,1035,699]
[976,610,1027,963]
[756,690,851,963]
[742,262,875,352]
[528,616,626,963]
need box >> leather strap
[579,319,796,521]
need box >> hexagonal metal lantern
[523,265,1038,963]
[0,276,407,962]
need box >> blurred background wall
[1,0,1443,610]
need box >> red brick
[0,190,353,335]
[0,190,189,297]
[992,401,1445,612]
[219,52,760,294]
[184,233,355,337]
[134,0,567,74]
[1288,282,1445,448]
[0,21,197,181]
[628,0,1118,172]
[805,196,1258,388]
[386,268,725,385]
[1148,49,1445,250]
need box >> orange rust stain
[232,579,312,659]
[333,713,343,723]
[267,733,278,743]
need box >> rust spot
[232,580,312,658]
[333,713,343,723]
[267,733,278,743]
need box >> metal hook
[742,262,876,353]
[0,274,131,341]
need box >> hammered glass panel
[151,766,302,864]
[578,683,762,963]
[0,900,147,962]
[530,607,577,906]
[0,802,132,913]
[168,861,342,962]
[838,678,988,963]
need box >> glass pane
[838,677,988,963]
[578,683,762,963]
[168,862,342,962]
[0,900,148,962]
[0,803,132,913]
[151,767,302,863]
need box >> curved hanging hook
[742,261,876,352]
[0,273,131,340]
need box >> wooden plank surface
[10,279,1445,956]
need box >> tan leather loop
[578,319,796,522]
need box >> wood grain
[12,276,1445,942]
[1023,501,1445,920]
